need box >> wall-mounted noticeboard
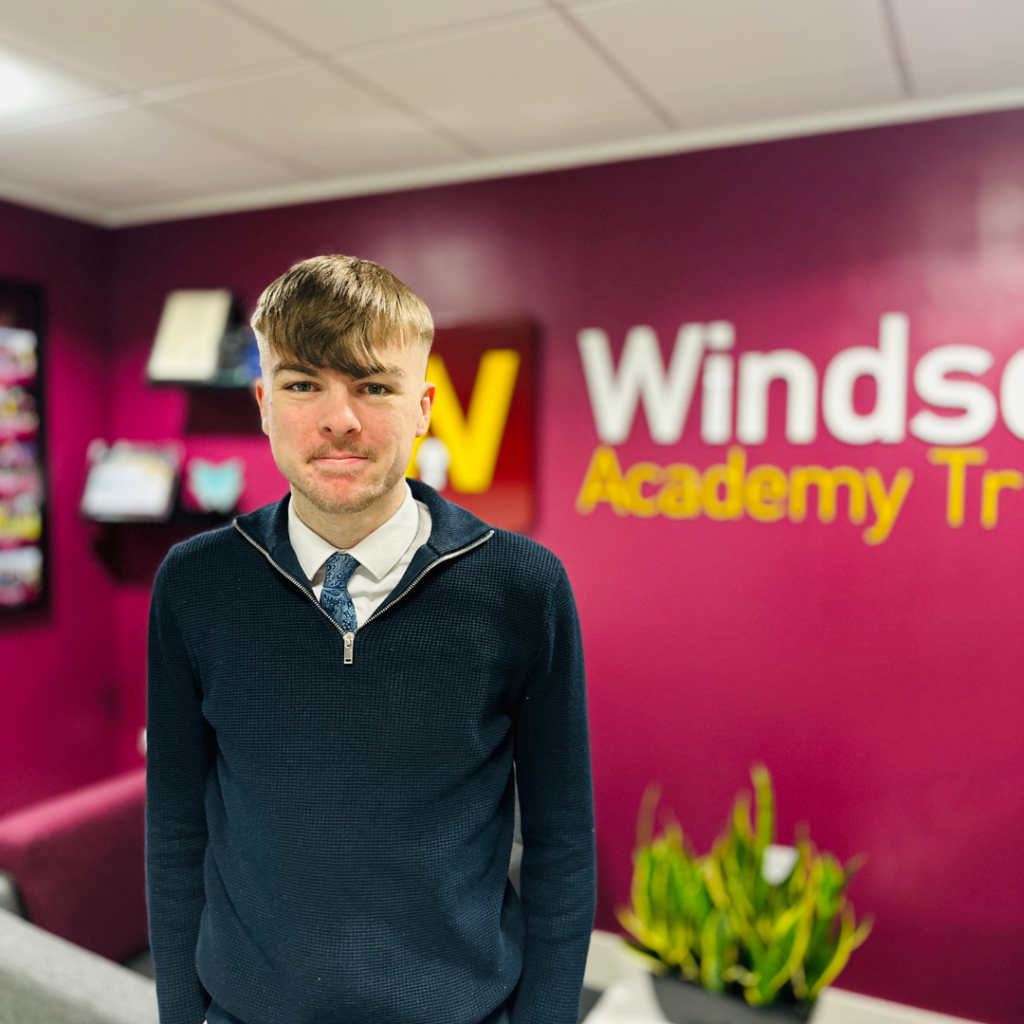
[0,282,45,611]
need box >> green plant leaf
[807,906,872,998]
[699,909,726,992]
[752,764,775,855]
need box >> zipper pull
[343,632,355,665]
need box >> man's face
[255,339,433,517]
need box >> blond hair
[251,255,433,377]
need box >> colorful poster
[81,440,182,522]
[0,321,43,609]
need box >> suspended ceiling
[1,0,1023,227]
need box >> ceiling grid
[0,0,1020,226]
[878,0,916,98]
[206,0,488,157]
[545,0,679,129]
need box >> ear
[254,378,270,437]
[416,380,435,438]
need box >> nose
[319,389,361,437]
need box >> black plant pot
[652,975,811,1024]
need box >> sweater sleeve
[510,563,596,1024]
[145,557,214,1024]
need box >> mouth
[312,455,367,467]
[308,446,373,469]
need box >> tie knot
[323,551,359,589]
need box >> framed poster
[0,281,45,611]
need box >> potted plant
[617,766,872,1022]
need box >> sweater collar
[233,478,494,593]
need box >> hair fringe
[251,255,433,377]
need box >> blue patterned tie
[320,552,359,633]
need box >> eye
[285,381,317,393]
[363,383,390,396]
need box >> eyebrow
[272,361,406,381]
[272,361,322,378]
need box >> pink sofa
[0,767,148,962]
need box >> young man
[145,256,596,1024]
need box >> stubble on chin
[292,456,407,516]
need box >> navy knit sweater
[145,480,596,1024]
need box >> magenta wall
[4,108,1019,1021]
[0,201,119,811]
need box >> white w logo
[577,325,709,444]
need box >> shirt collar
[234,479,491,577]
[287,481,421,583]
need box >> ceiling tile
[664,65,901,130]
[339,11,664,155]
[892,0,1024,96]
[0,40,109,122]
[0,106,300,210]
[568,0,900,122]
[224,0,546,55]
[0,0,296,91]
[158,63,468,177]
[907,48,1024,97]
[893,0,1024,55]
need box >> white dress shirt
[287,481,432,627]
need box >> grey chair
[0,905,157,1024]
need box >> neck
[290,480,407,549]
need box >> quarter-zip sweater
[145,480,596,1024]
